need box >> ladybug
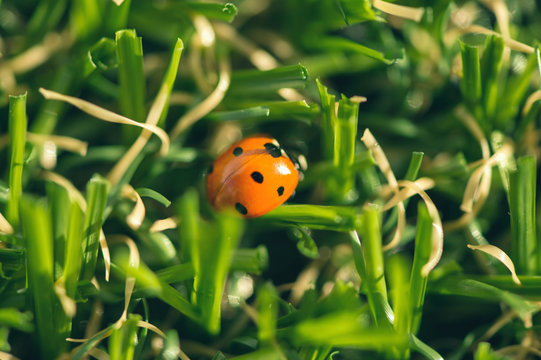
[206,135,299,218]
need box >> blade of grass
[480,35,504,122]
[310,36,396,64]
[230,246,268,274]
[509,156,537,275]
[409,203,433,334]
[260,204,358,231]
[316,78,337,162]
[7,93,27,230]
[228,64,308,95]
[460,41,482,129]
[26,0,67,43]
[103,0,131,35]
[20,195,65,358]
[386,254,411,359]
[356,205,392,327]
[80,175,110,281]
[109,314,140,360]
[329,95,361,203]
[69,0,102,41]
[195,213,244,333]
[116,29,146,140]
[257,282,278,346]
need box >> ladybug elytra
[206,135,299,218]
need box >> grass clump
[0,0,541,359]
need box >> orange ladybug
[206,135,299,218]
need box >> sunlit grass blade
[230,246,268,274]
[409,203,432,334]
[329,95,361,203]
[480,36,504,122]
[508,156,537,275]
[7,94,27,229]
[69,0,102,41]
[156,263,194,284]
[497,51,538,127]
[80,175,110,281]
[310,36,396,64]
[409,334,444,360]
[150,38,183,127]
[195,213,244,333]
[386,254,411,359]
[135,187,171,208]
[228,64,308,95]
[286,310,406,348]
[20,195,65,358]
[356,205,392,327]
[257,282,278,346]
[316,78,337,162]
[103,0,131,34]
[116,29,146,139]
[260,204,358,231]
[0,308,33,333]
[109,314,140,360]
[460,41,482,127]
[430,277,538,320]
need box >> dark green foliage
[0,0,540,359]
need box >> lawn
[0,0,540,359]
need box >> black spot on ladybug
[235,202,248,215]
[207,165,213,174]
[251,171,264,183]
[233,147,243,156]
[264,142,282,158]
[277,186,284,196]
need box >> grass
[0,0,541,359]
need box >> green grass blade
[288,310,406,348]
[186,1,238,22]
[474,342,507,360]
[329,95,360,203]
[135,187,171,207]
[26,0,67,42]
[80,175,110,281]
[230,246,268,274]
[195,213,244,333]
[316,78,337,162]
[69,0,102,41]
[0,308,33,332]
[260,204,358,231]
[116,29,146,137]
[109,314,140,360]
[311,36,396,64]
[430,277,538,320]
[46,182,70,280]
[257,282,278,346]
[336,0,378,25]
[409,203,433,334]
[7,94,27,229]
[480,35,504,122]
[20,195,64,358]
[356,205,392,327]
[409,334,443,360]
[228,64,309,95]
[509,156,537,275]
[386,254,411,359]
[150,38,184,127]
[459,41,482,127]
[156,263,195,284]
[103,0,131,34]
[63,200,84,298]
